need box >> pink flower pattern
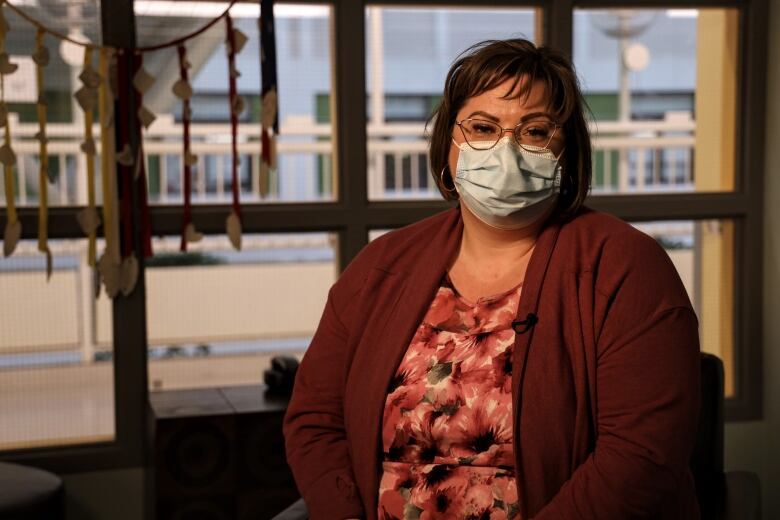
[379,276,522,519]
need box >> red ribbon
[226,15,242,219]
[117,52,134,260]
[178,44,193,252]
[133,54,153,258]
[137,142,153,258]
[116,52,154,259]
[261,128,270,164]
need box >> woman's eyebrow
[465,110,499,122]
[465,110,557,123]
[520,111,556,122]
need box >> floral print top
[378,275,522,520]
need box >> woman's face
[448,77,566,179]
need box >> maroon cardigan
[283,207,700,519]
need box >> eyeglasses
[455,118,562,151]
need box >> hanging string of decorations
[259,0,278,198]
[0,4,21,258]
[0,0,279,297]
[33,27,51,278]
[174,42,200,252]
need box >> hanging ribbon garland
[132,53,153,259]
[1,121,18,258]
[114,51,139,296]
[75,46,101,267]
[98,47,118,262]
[33,27,51,277]
[225,15,244,251]
[0,3,20,257]
[175,43,201,252]
[1,0,280,297]
[259,0,279,199]
[97,47,123,298]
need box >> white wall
[722,0,780,516]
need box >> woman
[284,39,700,519]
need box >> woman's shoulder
[559,207,692,309]
[563,206,649,239]
[344,207,460,274]
[325,207,460,316]
[559,207,668,266]
[332,207,460,289]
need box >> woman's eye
[472,124,496,134]
[525,125,551,138]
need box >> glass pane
[134,3,335,204]
[0,2,102,209]
[365,7,537,200]
[368,229,391,242]
[0,239,115,450]
[574,8,738,194]
[633,220,736,396]
[137,233,338,391]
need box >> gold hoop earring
[440,167,456,192]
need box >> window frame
[0,0,148,472]
[0,0,766,472]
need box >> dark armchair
[692,352,762,520]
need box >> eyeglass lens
[459,119,557,150]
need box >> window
[0,239,115,450]
[0,0,765,473]
[142,233,337,391]
[0,1,137,465]
[573,8,738,195]
[135,3,336,204]
[131,2,340,391]
[0,3,103,209]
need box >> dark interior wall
[723,0,780,516]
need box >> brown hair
[428,39,592,218]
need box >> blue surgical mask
[453,136,562,230]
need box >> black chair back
[691,352,727,519]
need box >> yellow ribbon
[2,123,14,224]
[82,47,97,266]
[35,28,50,277]
[98,48,119,264]
[0,12,16,231]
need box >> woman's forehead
[459,79,553,118]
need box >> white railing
[0,110,697,364]
[0,113,695,207]
[590,116,696,193]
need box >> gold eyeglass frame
[455,118,562,151]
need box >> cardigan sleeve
[283,284,366,520]
[534,233,701,519]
